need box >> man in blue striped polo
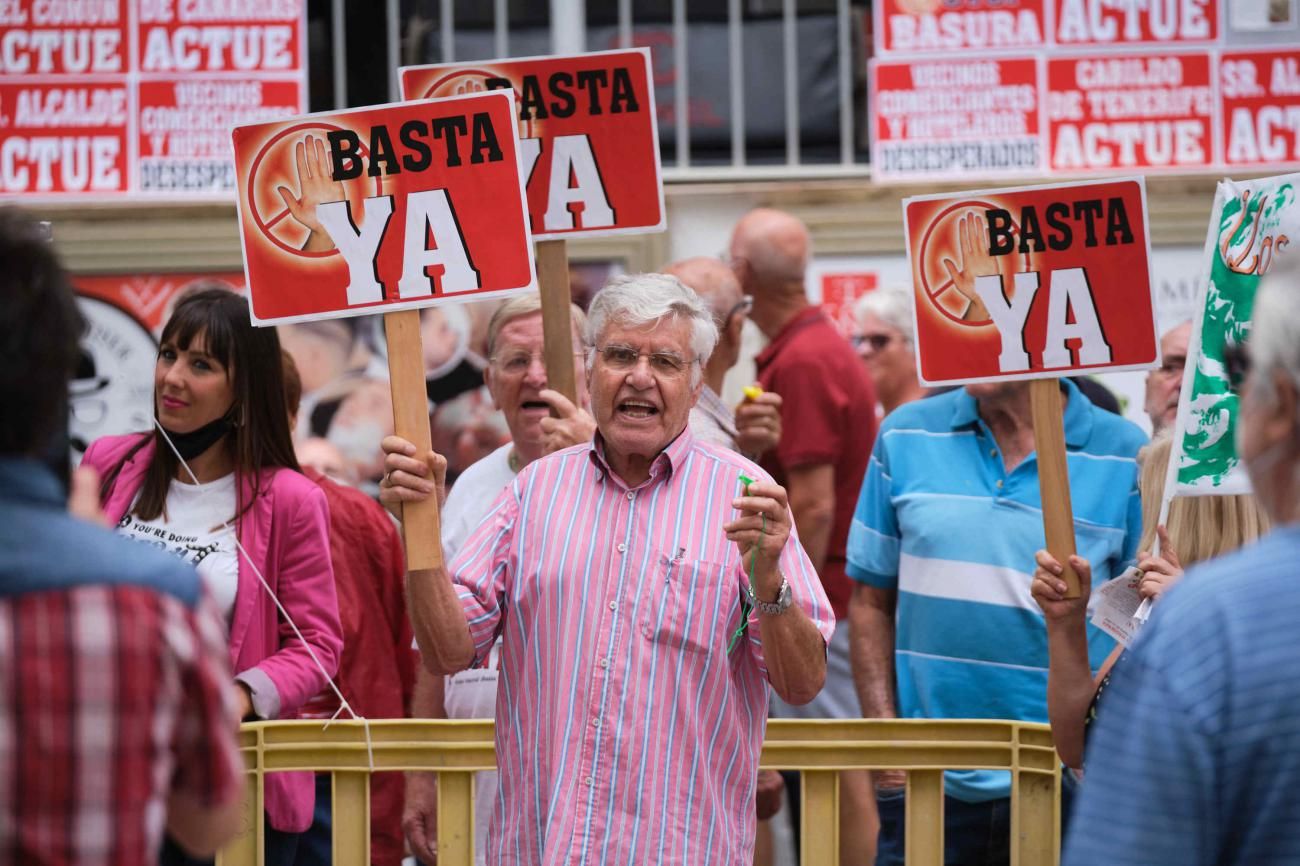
[847,379,1146,865]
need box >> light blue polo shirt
[847,380,1146,802]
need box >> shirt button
[617,543,627,553]
[990,449,997,457]
[591,717,601,727]
[584,776,594,786]
[626,490,635,500]
[609,601,618,611]
[598,657,609,668]
[996,479,1004,489]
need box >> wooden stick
[384,309,444,572]
[1029,378,1081,598]
[535,238,578,404]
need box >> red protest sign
[0,79,130,193]
[872,0,1046,55]
[903,178,1158,386]
[400,48,664,241]
[1046,53,1214,172]
[871,56,1042,180]
[1050,0,1217,46]
[231,90,536,325]
[137,0,303,74]
[1221,50,1300,169]
[138,78,302,193]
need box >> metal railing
[331,1,868,180]
[216,718,1062,866]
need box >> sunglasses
[1222,337,1251,396]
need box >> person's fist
[538,389,597,454]
[378,436,448,519]
[1030,550,1092,623]
[735,391,782,458]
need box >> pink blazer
[83,434,343,833]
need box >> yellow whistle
[742,384,763,401]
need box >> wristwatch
[749,578,792,615]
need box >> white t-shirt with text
[118,474,240,622]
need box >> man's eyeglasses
[491,350,582,376]
[596,344,698,378]
[852,333,897,353]
[721,295,754,325]
[1223,338,1251,395]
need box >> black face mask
[159,413,233,461]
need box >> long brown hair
[101,286,300,524]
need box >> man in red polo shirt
[730,207,879,864]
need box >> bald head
[664,257,742,321]
[729,208,811,288]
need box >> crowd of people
[2,200,1299,866]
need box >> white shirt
[439,441,517,865]
[118,474,240,621]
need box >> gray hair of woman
[853,284,915,344]
[584,273,720,387]
[1248,261,1300,421]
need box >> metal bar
[387,0,400,101]
[551,0,586,54]
[728,0,744,167]
[838,0,853,165]
[495,0,509,58]
[618,0,632,48]
[783,0,799,165]
[331,0,347,108]
[441,0,455,62]
[673,0,689,167]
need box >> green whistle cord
[728,475,764,655]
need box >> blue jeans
[291,773,335,866]
[875,782,1075,866]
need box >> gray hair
[485,293,587,357]
[854,284,915,343]
[1248,262,1300,422]
[585,273,719,385]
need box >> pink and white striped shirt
[450,427,835,866]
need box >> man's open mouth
[618,400,659,418]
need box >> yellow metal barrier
[218,718,1061,866]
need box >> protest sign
[1046,53,1215,172]
[872,0,1046,56]
[1221,51,1300,169]
[231,91,536,325]
[871,56,1042,180]
[1168,172,1300,497]
[232,90,537,568]
[904,177,1159,596]
[0,0,308,198]
[902,177,1158,386]
[399,48,663,242]
[1051,0,1218,46]
[401,48,663,403]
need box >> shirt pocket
[641,554,732,656]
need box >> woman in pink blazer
[82,287,342,866]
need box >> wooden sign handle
[383,309,444,572]
[1029,378,1081,598]
[535,239,579,405]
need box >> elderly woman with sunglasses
[852,285,928,417]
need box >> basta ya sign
[903,177,1159,385]
[400,48,664,241]
[231,90,536,326]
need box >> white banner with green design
[1169,174,1299,497]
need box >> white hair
[585,273,719,386]
[854,284,915,343]
[1248,261,1300,422]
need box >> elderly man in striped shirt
[382,273,834,865]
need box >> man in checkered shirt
[0,209,246,866]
